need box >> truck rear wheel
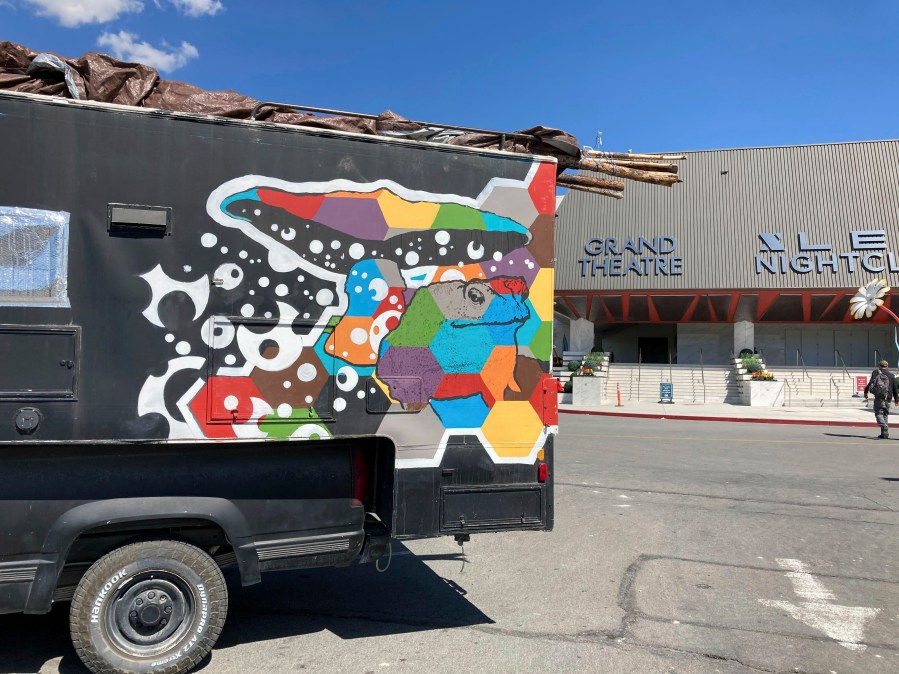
[69,539,227,674]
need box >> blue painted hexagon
[345,259,388,317]
[431,393,490,429]
[429,322,494,374]
[486,320,526,347]
[506,298,541,346]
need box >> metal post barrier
[616,382,622,407]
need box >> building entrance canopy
[555,289,897,325]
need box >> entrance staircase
[763,365,871,407]
[553,352,875,407]
[553,352,741,405]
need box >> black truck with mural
[0,61,560,673]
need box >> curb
[559,408,871,427]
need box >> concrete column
[733,320,754,356]
[570,318,595,353]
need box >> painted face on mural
[439,278,530,326]
[374,276,530,409]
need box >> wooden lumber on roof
[558,155,683,188]
[558,184,624,199]
[583,150,687,161]
[556,174,625,192]
[602,159,679,173]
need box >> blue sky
[3,1,898,153]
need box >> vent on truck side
[107,204,171,236]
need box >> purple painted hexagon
[377,346,445,406]
[314,197,389,240]
[485,248,540,286]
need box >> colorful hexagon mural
[137,162,557,467]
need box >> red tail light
[538,462,548,483]
[352,448,369,504]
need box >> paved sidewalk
[560,397,880,427]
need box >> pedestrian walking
[864,359,899,438]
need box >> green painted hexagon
[529,321,553,362]
[382,288,445,347]
[431,203,486,231]
[259,407,332,439]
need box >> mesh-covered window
[0,207,70,307]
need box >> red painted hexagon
[189,376,263,439]
[527,161,557,215]
[529,373,558,426]
[434,373,496,407]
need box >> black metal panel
[441,485,543,531]
[0,325,78,399]
[392,434,553,537]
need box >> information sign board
[856,375,868,394]
[659,382,673,403]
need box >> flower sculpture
[850,279,891,320]
[851,279,899,368]
[849,279,899,323]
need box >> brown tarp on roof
[0,41,579,162]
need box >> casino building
[553,140,899,368]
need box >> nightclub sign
[755,230,899,274]
[577,236,683,277]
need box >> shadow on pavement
[823,432,880,439]
[0,542,489,673]
[218,542,490,646]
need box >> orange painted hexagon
[325,316,380,365]
[481,400,544,459]
[480,345,520,401]
[433,264,485,283]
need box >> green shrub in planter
[741,355,763,373]
[563,380,572,393]
[567,360,582,372]
[738,348,754,358]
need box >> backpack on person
[871,370,891,401]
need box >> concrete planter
[740,380,785,406]
[572,375,604,406]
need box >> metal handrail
[603,353,611,400]
[796,350,813,394]
[700,348,706,404]
[830,376,841,407]
[874,349,880,368]
[834,349,852,382]
[637,349,642,401]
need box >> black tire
[69,539,228,674]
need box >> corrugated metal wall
[556,140,899,291]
